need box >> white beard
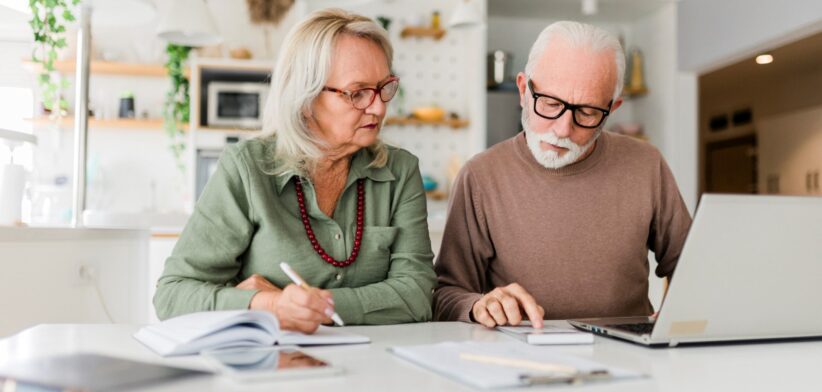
[521,109,601,169]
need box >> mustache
[530,131,582,150]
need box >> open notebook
[134,310,370,357]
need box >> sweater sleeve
[649,157,692,279]
[432,165,495,322]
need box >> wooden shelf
[622,86,649,98]
[22,60,187,78]
[196,126,262,133]
[400,27,446,40]
[385,116,469,129]
[26,116,187,130]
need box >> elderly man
[433,21,691,328]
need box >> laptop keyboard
[608,322,655,335]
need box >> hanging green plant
[163,44,192,174]
[29,0,80,116]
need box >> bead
[293,177,365,268]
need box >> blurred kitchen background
[0,0,820,336]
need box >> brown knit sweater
[433,131,692,322]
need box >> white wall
[677,0,822,73]
[630,3,699,212]
[0,227,149,337]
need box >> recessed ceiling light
[756,54,773,65]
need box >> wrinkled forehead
[530,38,617,104]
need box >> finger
[285,285,329,315]
[236,275,257,290]
[285,288,334,324]
[499,295,523,325]
[300,286,336,316]
[283,318,320,334]
[287,304,331,324]
[505,284,543,328]
[472,302,496,328]
[317,289,335,306]
[486,298,508,326]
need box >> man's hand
[471,283,545,329]
[241,274,335,334]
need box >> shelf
[195,126,262,133]
[400,27,446,40]
[622,86,649,98]
[22,60,187,78]
[26,116,187,130]
[384,116,469,129]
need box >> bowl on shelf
[412,106,445,122]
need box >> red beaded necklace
[294,177,364,268]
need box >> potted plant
[163,44,191,174]
[29,0,80,118]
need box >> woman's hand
[244,275,335,334]
[237,274,281,292]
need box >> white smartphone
[202,346,343,382]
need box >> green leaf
[62,9,74,22]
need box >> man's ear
[515,72,528,108]
[610,97,624,112]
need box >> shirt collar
[273,147,396,194]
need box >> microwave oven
[207,81,269,129]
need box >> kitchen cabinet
[758,106,822,195]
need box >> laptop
[569,194,822,347]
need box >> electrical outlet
[69,260,98,287]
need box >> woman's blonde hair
[261,8,392,176]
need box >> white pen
[279,262,345,326]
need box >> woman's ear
[302,106,316,130]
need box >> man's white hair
[524,20,625,101]
[261,8,392,175]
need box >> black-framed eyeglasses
[322,76,400,110]
[527,79,612,129]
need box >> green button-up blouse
[154,138,436,325]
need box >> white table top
[1,322,821,391]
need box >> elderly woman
[154,9,436,333]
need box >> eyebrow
[344,74,394,89]
[530,80,609,108]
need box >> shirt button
[336,273,342,281]
[334,233,341,240]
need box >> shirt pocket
[352,226,399,283]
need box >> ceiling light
[755,54,773,65]
[157,0,222,47]
[582,0,598,15]
[449,0,482,28]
